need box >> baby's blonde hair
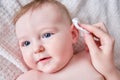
[13,0,72,25]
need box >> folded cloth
[0,55,22,80]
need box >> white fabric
[0,0,120,79]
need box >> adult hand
[80,23,116,78]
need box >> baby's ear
[70,24,79,44]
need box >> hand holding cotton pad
[72,18,99,41]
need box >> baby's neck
[49,50,89,74]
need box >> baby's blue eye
[22,41,30,47]
[42,33,53,38]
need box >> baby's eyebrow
[39,26,58,32]
[18,36,28,42]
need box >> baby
[13,0,120,80]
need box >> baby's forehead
[31,4,65,20]
[15,3,71,35]
[33,4,63,16]
[15,4,69,32]
[16,4,68,27]
[31,3,66,17]
[14,0,72,27]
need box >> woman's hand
[80,23,118,79]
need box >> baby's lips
[36,56,51,64]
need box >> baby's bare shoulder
[16,70,42,80]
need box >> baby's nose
[33,41,45,54]
[34,45,45,54]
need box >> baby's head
[14,0,79,73]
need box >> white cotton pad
[72,18,89,33]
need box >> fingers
[92,23,108,47]
[92,22,108,33]
[84,33,101,54]
[80,23,108,42]
[80,23,114,54]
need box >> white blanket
[0,0,120,80]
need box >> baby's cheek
[23,55,37,69]
[21,49,36,69]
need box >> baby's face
[15,4,76,73]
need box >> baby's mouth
[36,57,51,64]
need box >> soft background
[0,0,120,80]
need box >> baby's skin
[17,50,105,80]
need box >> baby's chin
[35,58,71,74]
